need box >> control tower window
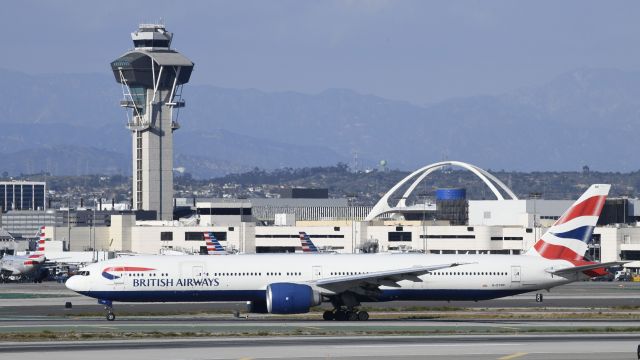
[134,40,169,48]
[130,87,147,115]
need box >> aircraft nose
[65,275,83,292]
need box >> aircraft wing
[312,262,470,295]
[547,261,627,276]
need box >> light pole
[529,192,542,252]
[67,197,71,252]
[347,194,357,253]
[92,198,97,262]
[417,192,429,254]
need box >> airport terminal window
[161,232,173,241]
[421,235,476,239]
[255,234,343,239]
[197,208,252,216]
[186,231,227,241]
[185,232,203,241]
[388,231,412,242]
[621,250,640,261]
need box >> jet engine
[266,283,322,314]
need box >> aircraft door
[192,265,204,278]
[312,266,323,280]
[511,266,521,283]
[181,263,205,277]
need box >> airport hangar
[20,161,640,269]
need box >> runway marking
[498,352,528,360]
[333,343,518,349]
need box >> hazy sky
[2,1,639,104]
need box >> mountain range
[0,67,637,177]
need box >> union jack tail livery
[299,232,319,253]
[204,232,227,255]
[525,184,610,265]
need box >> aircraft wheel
[106,312,116,321]
[322,310,335,321]
[346,311,358,321]
[357,311,369,321]
[334,310,347,321]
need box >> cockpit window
[77,271,90,276]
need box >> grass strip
[3,326,640,342]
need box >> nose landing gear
[106,311,116,321]
[98,299,116,321]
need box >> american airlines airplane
[0,226,47,282]
[204,232,228,255]
[299,232,319,253]
[66,184,621,321]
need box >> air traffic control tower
[111,24,194,220]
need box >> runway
[1,281,640,318]
[0,334,639,359]
[2,281,640,359]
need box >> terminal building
[22,161,640,270]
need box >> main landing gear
[99,299,116,321]
[324,292,369,321]
[322,308,369,321]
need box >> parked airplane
[299,232,319,253]
[0,226,48,282]
[66,184,621,321]
[204,232,228,255]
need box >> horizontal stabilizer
[547,261,627,276]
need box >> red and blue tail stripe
[204,232,226,254]
[526,184,610,265]
[299,232,319,253]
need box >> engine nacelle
[266,283,322,314]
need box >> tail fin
[299,232,319,253]
[525,184,610,263]
[204,232,227,255]
[29,226,47,263]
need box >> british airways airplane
[66,184,621,321]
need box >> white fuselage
[0,255,40,277]
[66,253,579,304]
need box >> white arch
[365,160,518,221]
